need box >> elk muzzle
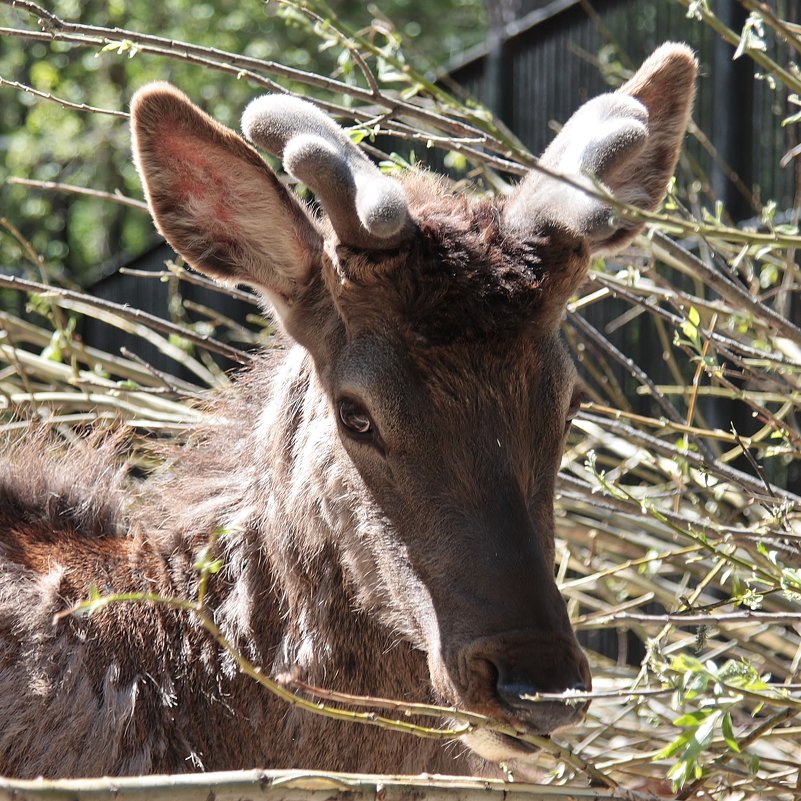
[419,504,592,750]
[459,629,591,733]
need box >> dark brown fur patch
[331,176,587,345]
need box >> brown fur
[0,45,696,778]
[332,181,588,344]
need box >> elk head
[131,43,695,763]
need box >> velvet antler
[504,42,697,253]
[242,95,412,250]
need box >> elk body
[0,45,695,778]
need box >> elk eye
[565,387,585,430]
[338,398,373,436]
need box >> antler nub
[504,93,651,244]
[547,94,649,187]
[242,95,411,249]
[504,42,696,252]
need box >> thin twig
[0,75,128,116]
[7,177,148,210]
[0,274,252,367]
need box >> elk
[0,44,695,778]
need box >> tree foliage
[0,0,486,282]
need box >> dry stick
[565,330,631,411]
[557,474,741,541]
[650,232,801,347]
[283,0,528,154]
[283,677,490,721]
[119,348,206,400]
[730,428,784,508]
[0,319,34,400]
[2,390,196,422]
[622,203,801,250]
[119,265,262,305]
[564,299,637,408]
[0,24,531,179]
[677,0,801,93]
[740,1,801,57]
[290,675,677,709]
[590,271,800,368]
[588,469,779,583]
[583,610,801,627]
[0,274,252,367]
[0,28,517,182]
[579,411,801,508]
[0,770,664,801]
[563,542,704,592]
[0,343,202,416]
[686,120,760,211]
[648,364,800,403]
[0,218,79,378]
[0,310,201,391]
[673,314,717,514]
[0,0,524,160]
[0,75,128,116]
[587,402,752,447]
[181,300,262,344]
[687,343,801,451]
[8,177,148,210]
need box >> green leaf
[674,709,713,727]
[656,734,689,760]
[721,712,740,753]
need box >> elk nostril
[496,679,542,706]
[495,676,588,706]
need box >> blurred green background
[0,0,488,285]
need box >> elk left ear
[504,43,697,254]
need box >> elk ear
[131,82,323,308]
[504,43,697,254]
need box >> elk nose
[460,644,592,733]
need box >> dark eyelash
[569,386,587,411]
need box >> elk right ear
[131,83,322,308]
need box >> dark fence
[450,0,799,217]
[81,242,260,383]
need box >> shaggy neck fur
[0,347,472,778]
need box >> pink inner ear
[156,124,238,229]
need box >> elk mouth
[460,728,543,763]
[494,731,542,753]
[451,679,588,763]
